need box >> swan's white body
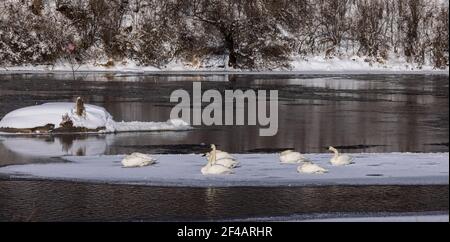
[329,146,354,166]
[214,158,240,168]
[201,144,234,175]
[201,163,234,175]
[279,150,309,164]
[121,153,157,168]
[297,162,328,174]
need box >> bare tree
[0,0,448,69]
[353,0,389,59]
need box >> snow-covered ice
[237,212,449,222]
[113,119,191,132]
[0,103,191,133]
[0,153,447,187]
[302,215,449,222]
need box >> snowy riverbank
[0,152,447,187]
[1,56,448,75]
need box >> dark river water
[0,180,447,222]
[0,73,448,221]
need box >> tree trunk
[224,32,237,68]
[76,97,85,116]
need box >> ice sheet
[0,153,447,187]
[302,215,449,222]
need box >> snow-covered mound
[0,103,114,131]
[0,103,191,133]
[0,153,447,187]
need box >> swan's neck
[207,153,213,166]
[210,147,217,164]
[331,148,339,157]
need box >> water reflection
[0,131,192,167]
[1,135,111,157]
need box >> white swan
[204,151,235,161]
[210,144,239,168]
[121,152,157,168]
[297,161,328,174]
[204,146,239,168]
[329,146,354,166]
[215,158,240,169]
[201,145,234,175]
[201,162,234,175]
[279,150,310,164]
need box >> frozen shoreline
[1,56,448,76]
[229,211,449,222]
[302,214,449,222]
[0,152,447,187]
[1,69,448,76]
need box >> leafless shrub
[431,5,449,69]
[0,0,448,69]
[0,3,71,65]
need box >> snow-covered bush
[233,18,293,69]
[131,17,178,67]
[0,0,448,69]
[0,2,71,65]
[431,6,449,69]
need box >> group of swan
[201,144,240,175]
[279,146,354,174]
[200,145,353,175]
[119,145,353,176]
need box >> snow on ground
[1,56,448,74]
[0,153,447,187]
[0,103,191,133]
[289,55,449,73]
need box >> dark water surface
[0,73,448,221]
[0,180,447,222]
[0,73,448,165]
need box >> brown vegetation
[0,0,448,69]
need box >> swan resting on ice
[279,150,310,164]
[278,149,329,174]
[297,161,328,174]
[201,144,234,175]
[329,146,354,166]
[213,157,240,169]
[204,146,239,168]
[121,153,157,168]
[204,151,235,161]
